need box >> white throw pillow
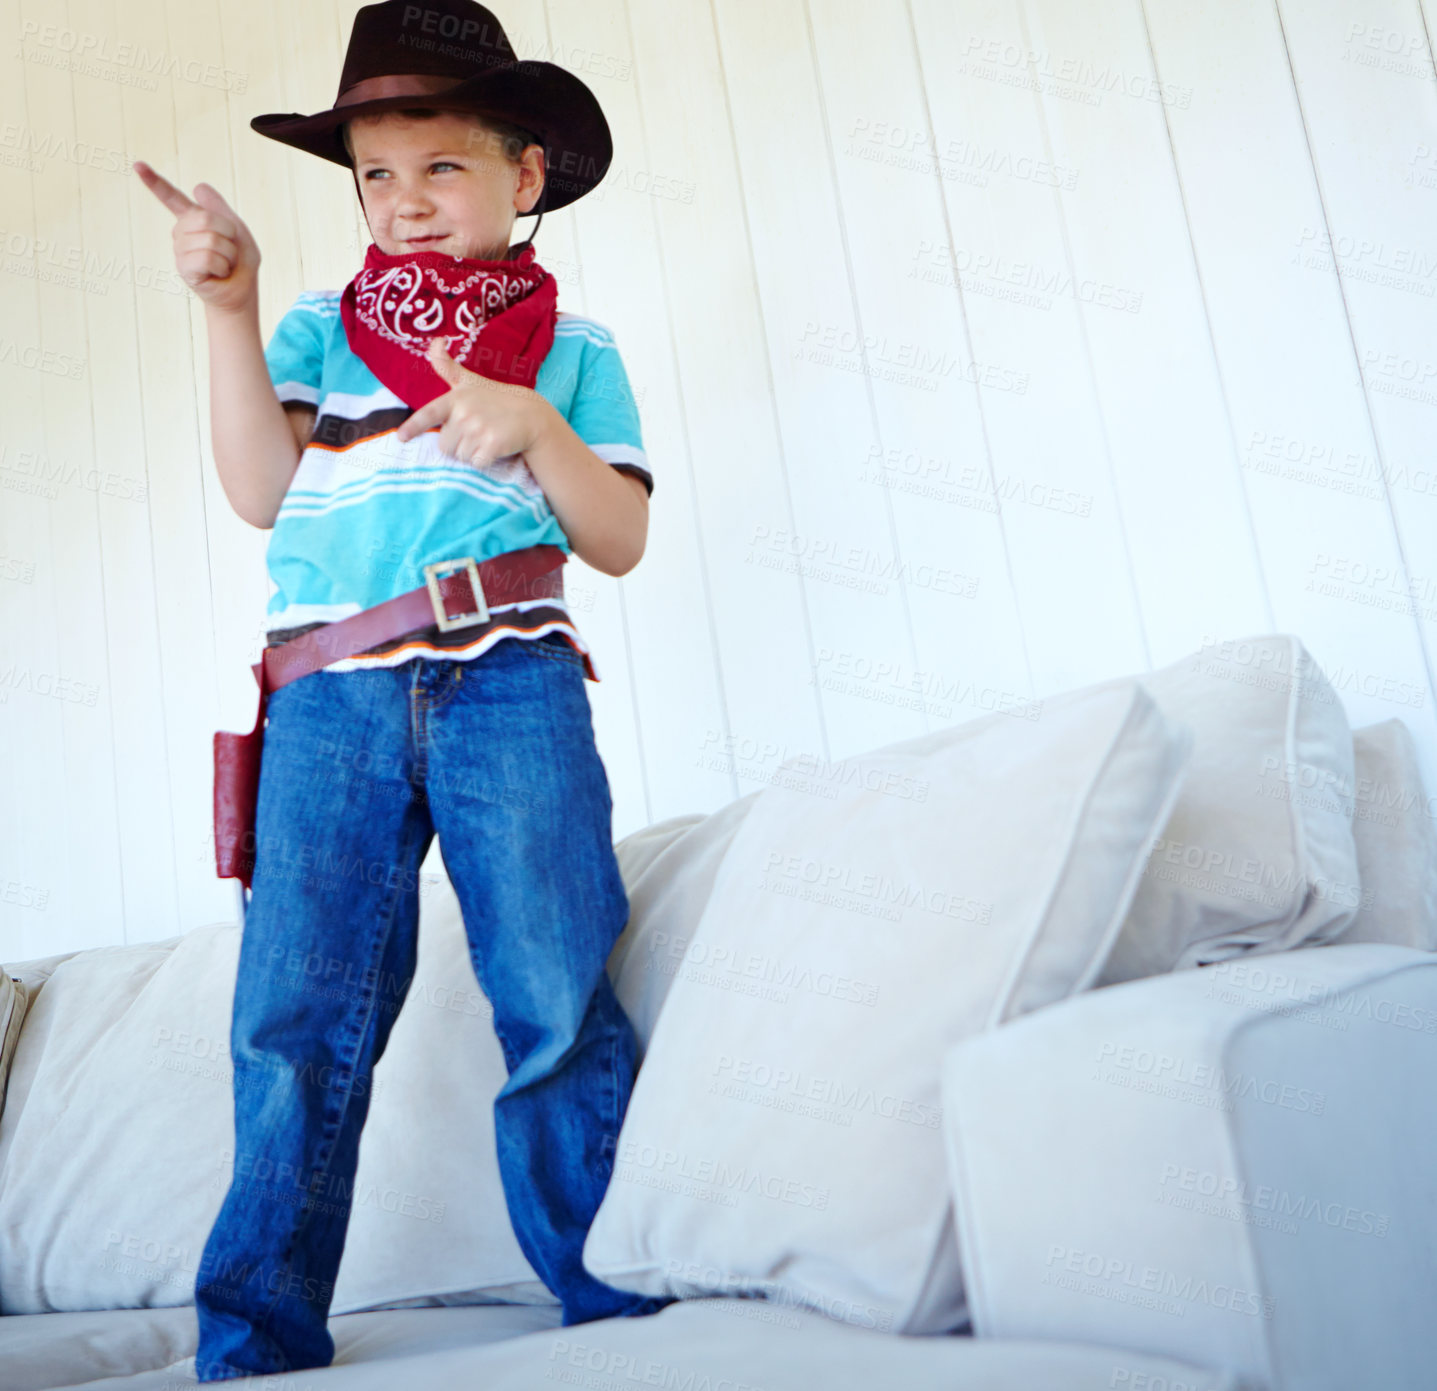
[1329,719,1437,950]
[1098,634,1359,985]
[609,803,757,1058]
[613,811,709,885]
[582,680,1193,1335]
[3,948,85,1004]
[0,937,187,1312]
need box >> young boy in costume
[135,0,668,1378]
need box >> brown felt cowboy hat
[249,0,612,217]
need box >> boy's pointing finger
[133,160,198,217]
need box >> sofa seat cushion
[0,1301,563,1391]
[0,1299,1241,1391]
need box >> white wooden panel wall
[2,0,1433,959]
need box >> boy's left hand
[394,339,549,467]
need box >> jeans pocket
[515,632,587,670]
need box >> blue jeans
[194,633,668,1381]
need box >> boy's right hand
[134,159,261,314]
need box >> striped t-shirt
[260,290,652,683]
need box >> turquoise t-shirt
[260,290,650,633]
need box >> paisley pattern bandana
[339,240,558,409]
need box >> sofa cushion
[1329,719,1437,950]
[608,804,755,1058]
[1098,634,1359,984]
[0,1303,563,1391]
[0,1306,197,1391]
[942,943,1437,1391]
[0,945,99,1127]
[0,1300,1241,1391]
[583,680,1193,1335]
[612,811,709,886]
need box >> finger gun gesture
[133,160,261,313]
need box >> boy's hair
[341,107,541,169]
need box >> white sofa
[2,634,1433,1391]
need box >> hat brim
[250,61,611,212]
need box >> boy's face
[348,110,545,261]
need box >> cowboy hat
[249,0,612,214]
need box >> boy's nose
[394,184,436,213]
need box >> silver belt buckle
[423,557,489,631]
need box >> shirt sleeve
[262,293,330,409]
[567,328,652,497]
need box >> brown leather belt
[215,545,567,889]
[255,545,567,691]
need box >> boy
[135,0,668,1379]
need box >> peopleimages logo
[1158,1165,1390,1237]
[642,931,881,1007]
[544,1340,769,1391]
[613,1137,830,1212]
[1094,1041,1326,1114]
[1204,960,1437,1033]
[760,849,992,924]
[711,1053,942,1129]
[1043,1246,1275,1320]
[774,750,932,802]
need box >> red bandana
[339,241,558,409]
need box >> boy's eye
[363,162,462,180]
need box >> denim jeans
[193,633,668,1381]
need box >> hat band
[335,73,469,108]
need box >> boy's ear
[520,148,547,214]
